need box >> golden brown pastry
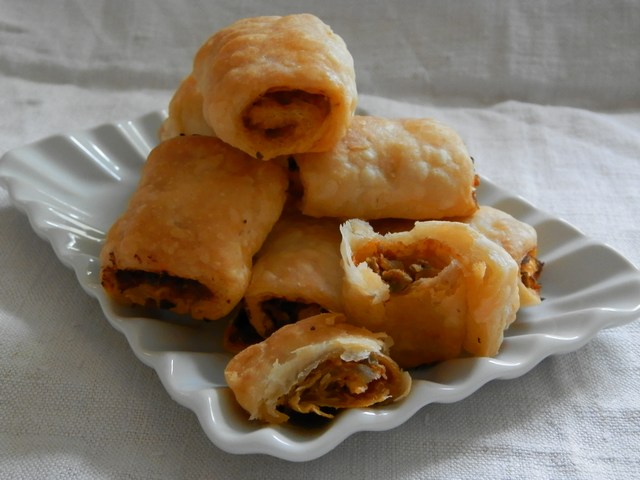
[340,219,520,368]
[192,14,358,160]
[100,135,288,321]
[243,213,344,338]
[292,115,478,220]
[158,75,215,141]
[459,206,543,306]
[224,313,412,424]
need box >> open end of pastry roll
[192,14,357,160]
[241,88,332,151]
[352,238,455,294]
[103,267,213,312]
[224,313,412,424]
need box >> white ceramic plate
[2,111,639,462]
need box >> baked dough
[224,313,412,423]
[340,219,520,367]
[192,14,357,160]
[460,206,543,306]
[293,116,478,220]
[100,135,288,320]
[244,213,344,338]
[158,75,215,141]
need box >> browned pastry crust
[158,75,215,141]
[243,213,344,338]
[192,14,357,160]
[224,313,412,423]
[293,115,478,220]
[100,135,288,320]
[458,205,543,306]
[340,219,520,368]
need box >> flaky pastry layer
[224,313,411,423]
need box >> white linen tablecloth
[1,1,639,478]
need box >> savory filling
[357,239,453,293]
[223,307,264,354]
[114,269,212,310]
[520,250,544,294]
[281,355,390,418]
[261,297,327,332]
[285,156,304,200]
[365,254,441,293]
[242,89,330,140]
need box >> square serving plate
[1,111,639,461]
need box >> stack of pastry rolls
[100,14,543,424]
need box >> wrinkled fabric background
[1,1,639,478]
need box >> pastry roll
[100,135,288,321]
[340,219,520,368]
[224,313,412,424]
[244,214,344,338]
[460,206,543,306]
[292,116,478,220]
[192,14,357,160]
[158,75,215,141]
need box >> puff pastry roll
[340,219,520,368]
[292,116,478,220]
[100,135,288,321]
[461,206,543,306]
[244,214,344,338]
[224,313,412,424]
[158,75,215,141]
[192,14,357,160]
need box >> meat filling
[113,269,213,310]
[261,297,327,332]
[282,355,390,418]
[520,251,544,294]
[223,308,264,354]
[242,89,330,139]
[361,241,449,293]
